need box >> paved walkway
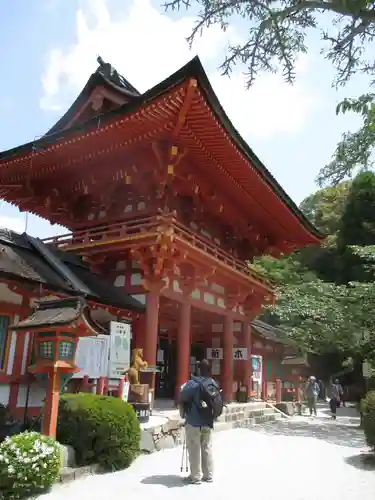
[41,404,375,500]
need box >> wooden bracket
[172,78,197,139]
[226,286,251,311]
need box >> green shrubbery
[0,431,61,500]
[360,390,375,450]
[57,393,140,471]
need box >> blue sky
[0,0,368,238]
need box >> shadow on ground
[141,474,186,488]
[251,418,366,449]
[344,453,375,471]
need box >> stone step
[217,406,276,422]
[59,464,99,484]
[215,411,281,433]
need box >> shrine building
[0,56,322,405]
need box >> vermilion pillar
[222,315,234,403]
[175,301,191,400]
[144,289,160,368]
[243,322,252,399]
[42,370,60,438]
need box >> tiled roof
[0,229,144,313]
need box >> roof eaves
[0,56,322,239]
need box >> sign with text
[73,335,110,379]
[233,348,248,360]
[206,347,223,360]
[108,321,132,379]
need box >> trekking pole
[184,433,189,473]
[180,426,189,473]
[180,428,186,472]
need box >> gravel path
[41,407,375,500]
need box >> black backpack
[197,379,224,422]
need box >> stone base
[60,445,76,468]
[59,464,100,483]
[275,402,296,416]
[140,415,183,453]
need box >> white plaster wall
[20,332,30,375]
[0,283,23,305]
[0,384,10,406]
[17,384,46,408]
[6,331,17,375]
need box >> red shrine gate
[0,56,322,402]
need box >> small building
[0,229,144,418]
[0,56,322,405]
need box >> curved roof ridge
[0,55,322,240]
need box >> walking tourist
[179,359,223,484]
[304,376,320,417]
[329,379,343,420]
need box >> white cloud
[40,0,317,139]
[0,215,25,233]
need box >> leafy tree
[254,252,375,360]
[300,181,351,244]
[339,170,375,246]
[164,1,375,186]
[252,172,375,360]
[164,0,375,88]
[317,94,375,186]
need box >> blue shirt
[305,381,320,398]
[179,376,219,428]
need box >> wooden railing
[42,216,157,248]
[42,215,269,286]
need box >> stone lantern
[11,297,101,438]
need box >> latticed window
[0,315,10,370]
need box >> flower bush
[0,431,61,500]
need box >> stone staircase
[140,401,283,452]
[214,401,282,432]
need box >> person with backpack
[304,375,320,417]
[179,359,223,484]
[329,378,344,420]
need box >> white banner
[108,321,132,379]
[206,347,223,360]
[251,355,263,384]
[73,335,110,379]
[122,381,130,402]
[233,347,248,360]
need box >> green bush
[57,393,140,471]
[0,431,61,500]
[360,390,375,450]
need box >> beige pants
[185,424,213,481]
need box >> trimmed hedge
[360,390,375,450]
[57,393,140,471]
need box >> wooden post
[242,322,252,400]
[97,376,106,395]
[144,289,160,367]
[42,369,60,439]
[118,378,125,398]
[82,375,89,392]
[222,315,234,403]
[276,378,282,403]
[175,301,191,401]
[263,379,268,401]
[294,381,300,402]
